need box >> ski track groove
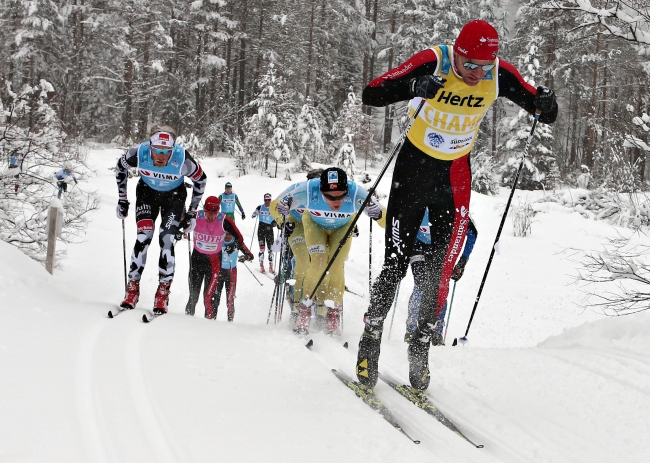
[125,323,190,463]
[75,320,111,463]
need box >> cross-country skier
[276,167,386,336]
[116,124,208,314]
[215,232,248,321]
[251,193,279,274]
[218,182,245,222]
[54,162,78,197]
[269,169,324,324]
[404,209,478,345]
[355,19,558,395]
[7,147,23,194]
[185,196,254,319]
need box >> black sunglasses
[463,61,496,71]
[322,191,347,201]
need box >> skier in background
[8,147,23,194]
[215,232,250,321]
[276,167,386,337]
[185,196,253,319]
[116,124,208,315]
[356,19,558,396]
[251,193,278,274]
[218,182,246,222]
[54,162,78,198]
[405,208,478,344]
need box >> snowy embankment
[1,147,649,463]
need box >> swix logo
[165,212,176,229]
[137,219,154,233]
[437,91,484,108]
[419,226,429,234]
[141,170,182,181]
[295,208,305,214]
[309,210,352,219]
[447,217,469,263]
[391,217,403,254]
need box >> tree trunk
[305,0,316,99]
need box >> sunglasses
[322,192,347,201]
[462,61,496,71]
[204,208,219,213]
[151,147,172,155]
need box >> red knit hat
[204,196,220,212]
[454,20,499,60]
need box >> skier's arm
[362,49,439,107]
[461,219,478,260]
[251,205,261,218]
[498,60,558,124]
[270,181,308,221]
[115,147,139,200]
[223,217,253,259]
[356,185,387,228]
[235,195,244,214]
[180,151,207,212]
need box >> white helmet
[63,161,73,171]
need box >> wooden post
[45,199,63,275]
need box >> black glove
[353,224,360,238]
[535,86,556,113]
[242,250,254,262]
[116,199,130,219]
[284,221,296,236]
[237,255,247,263]
[241,212,246,220]
[223,242,236,254]
[451,256,468,281]
[179,210,197,233]
[409,75,446,99]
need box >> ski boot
[408,334,431,391]
[153,281,172,315]
[312,305,327,332]
[259,263,266,273]
[356,315,384,388]
[326,306,343,337]
[292,303,312,335]
[120,279,140,310]
[269,263,275,275]
[350,382,383,410]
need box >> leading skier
[355,20,558,396]
[116,124,208,314]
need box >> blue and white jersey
[256,204,275,225]
[415,209,431,245]
[220,193,237,214]
[9,152,21,168]
[137,142,186,191]
[281,178,372,230]
[221,238,239,269]
[54,168,76,181]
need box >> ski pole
[387,282,401,340]
[456,110,542,345]
[122,219,128,289]
[443,281,456,343]
[307,99,426,301]
[266,282,279,324]
[187,233,192,289]
[274,216,288,323]
[249,215,258,250]
[369,217,373,295]
[242,261,264,286]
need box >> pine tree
[293,98,326,170]
[499,23,557,191]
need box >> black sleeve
[362,49,439,107]
[115,147,139,200]
[498,60,558,124]
[181,150,207,212]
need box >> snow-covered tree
[0,80,98,264]
[293,98,326,170]
[499,23,558,191]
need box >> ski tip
[305,339,314,349]
[343,341,349,349]
[476,444,484,449]
[413,440,421,445]
[107,311,114,318]
[452,338,458,346]
[142,314,150,323]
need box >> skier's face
[204,208,219,222]
[151,145,172,166]
[455,54,495,86]
[322,190,347,211]
[225,187,232,194]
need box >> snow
[2,147,650,462]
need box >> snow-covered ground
[1,147,649,462]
